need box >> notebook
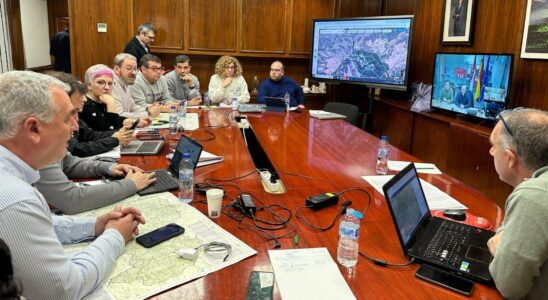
[382,163,495,284]
[120,141,165,155]
[309,110,347,120]
[265,97,286,112]
[137,135,202,196]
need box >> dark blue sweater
[257,77,304,107]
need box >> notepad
[309,110,347,120]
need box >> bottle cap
[183,152,191,159]
[353,210,363,219]
[381,135,388,140]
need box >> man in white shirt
[0,71,145,300]
[164,55,202,106]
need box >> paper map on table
[65,192,256,300]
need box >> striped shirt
[0,145,125,300]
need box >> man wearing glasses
[257,61,305,108]
[123,23,156,66]
[165,55,202,106]
[112,53,159,118]
[130,54,176,113]
[487,108,548,299]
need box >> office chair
[323,102,359,126]
[0,238,21,299]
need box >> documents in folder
[362,175,467,211]
[268,248,355,300]
[167,150,223,167]
[309,110,347,120]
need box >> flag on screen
[478,55,491,104]
[469,56,477,91]
[474,57,484,101]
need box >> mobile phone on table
[415,264,474,296]
[129,119,140,130]
[136,223,185,248]
[245,271,274,300]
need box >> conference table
[119,107,504,299]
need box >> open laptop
[382,163,495,284]
[265,97,286,112]
[120,140,165,156]
[138,135,203,196]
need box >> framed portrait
[521,0,548,59]
[440,0,477,45]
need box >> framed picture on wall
[521,0,548,59]
[440,0,477,45]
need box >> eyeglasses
[270,68,282,72]
[496,107,523,138]
[144,66,165,73]
[147,35,155,39]
[94,80,115,88]
[224,66,235,70]
[124,66,138,73]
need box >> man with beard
[112,53,160,118]
[164,55,202,106]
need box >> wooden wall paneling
[289,0,335,55]
[47,0,68,38]
[383,0,416,16]
[132,0,183,50]
[188,0,237,52]
[517,60,548,109]
[69,0,131,79]
[410,114,449,170]
[371,101,413,152]
[6,0,24,70]
[445,124,512,208]
[335,0,381,18]
[240,0,286,54]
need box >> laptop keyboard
[137,142,160,153]
[423,221,471,267]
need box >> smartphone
[245,271,274,300]
[415,264,474,296]
[129,119,140,130]
[136,223,185,248]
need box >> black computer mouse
[443,210,467,221]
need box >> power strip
[259,171,281,192]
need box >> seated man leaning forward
[487,108,548,300]
[257,60,305,108]
[0,71,145,300]
[130,54,178,113]
[164,54,202,106]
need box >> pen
[416,167,435,170]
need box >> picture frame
[440,0,477,45]
[521,0,548,59]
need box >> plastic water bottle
[231,97,239,110]
[178,153,194,204]
[203,91,210,108]
[283,92,290,111]
[178,100,187,119]
[376,135,389,175]
[169,105,179,135]
[337,208,363,268]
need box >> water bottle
[283,92,290,111]
[337,208,363,268]
[376,135,389,175]
[169,105,179,135]
[178,153,194,204]
[178,100,187,119]
[203,91,210,108]
[231,97,239,110]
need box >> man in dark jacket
[123,23,156,66]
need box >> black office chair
[323,102,359,126]
[0,238,21,299]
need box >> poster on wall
[521,0,548,59]
[441,0,477,45]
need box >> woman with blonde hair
[208,56,250,104]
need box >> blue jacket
[257,77,304,107]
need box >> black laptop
[382,163,495,284]
[264,97,286,112]
[138,135,203,196]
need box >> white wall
[0,0,14,73]
[20,0,50,68]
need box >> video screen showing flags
[431,53,513,121]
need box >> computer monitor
[310,16,414,91]
[431,53,513,122]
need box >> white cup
[206,188,224,218]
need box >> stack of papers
[309,110,347,120]
[388,160,442,175]
[362,175,467,210]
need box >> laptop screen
[383,164,430,248]
[265,97,285,107]
[169,135,203,173]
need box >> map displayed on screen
[310,17,413,90]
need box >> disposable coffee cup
[206,189,224,218]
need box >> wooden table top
[120,108,503,300]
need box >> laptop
[265,97,286,112]
[120,141,165,156]
[382,163,495,284]
[138,135,203,196]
